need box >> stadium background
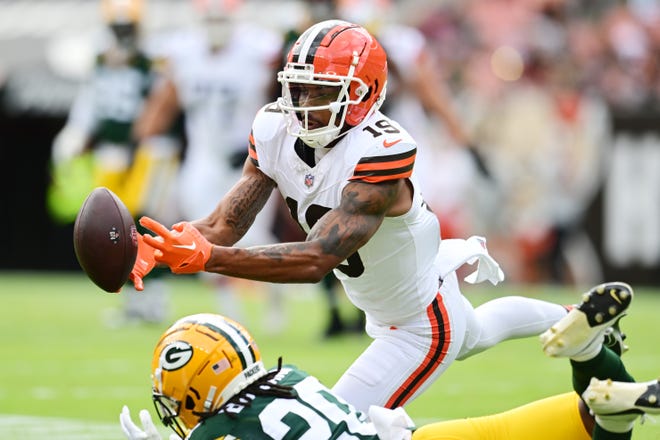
[1,0,659,284]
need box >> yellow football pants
[413,392,590,440]
[94,141,179,218]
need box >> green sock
[592,423,632,440]
[570,347,635,395]
[571,347,637,439]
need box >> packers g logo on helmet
[160,341,193,371]
[150,313,267,439]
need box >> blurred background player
[134,0,286,331]
[332,0,493,241]
[416,0,612,286]
[49,0,181,325]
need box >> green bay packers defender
[130,20,588,412]
[121,288,659,439]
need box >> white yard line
[0,414,170,440]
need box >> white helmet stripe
[215,320,254,365]
[182,313,256,370]
[296,22,325,63]
[295,20,348,64]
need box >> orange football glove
[129,233,158,291]
[140,216,213,274]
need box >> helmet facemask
[278,57,371,149]
[278,20,388,148]
[110,22,139,51]
[152,391,188,439]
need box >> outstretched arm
[191,158,277,246]
[202,178,402,283]
[129,159,275,287]
[156,176,402,283]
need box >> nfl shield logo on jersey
[304,173,315,188]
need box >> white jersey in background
[154,23,282,242]
[143,21,287,332]
[377,23,477,238]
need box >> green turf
[1,271,659,439]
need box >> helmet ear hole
[356,84,368,97]
[185,395,196,410]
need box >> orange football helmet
[278,19,388,148]
[151,313,267,438]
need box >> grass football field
[1,271,659,439]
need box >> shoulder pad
[349,113,417,183]
[252,102,286,142]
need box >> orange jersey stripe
[351,149,416,182]
[351,171,413,184]
[248,131,258,165]
[385,292,451,408]
[353,155,415,173]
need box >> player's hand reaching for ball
[129,233,158,291]
[140,216,213,274]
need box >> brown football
[73,187,138,292]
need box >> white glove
[120,405,163,440]
[51,126,88,164]
[368,406,414,440]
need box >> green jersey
[188,366,381,440]
[91,52,153,146]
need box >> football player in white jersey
[135,0,286,328]
[128,20,583,412]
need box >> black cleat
[541,282,633,357]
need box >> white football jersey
[250,104,441,325]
